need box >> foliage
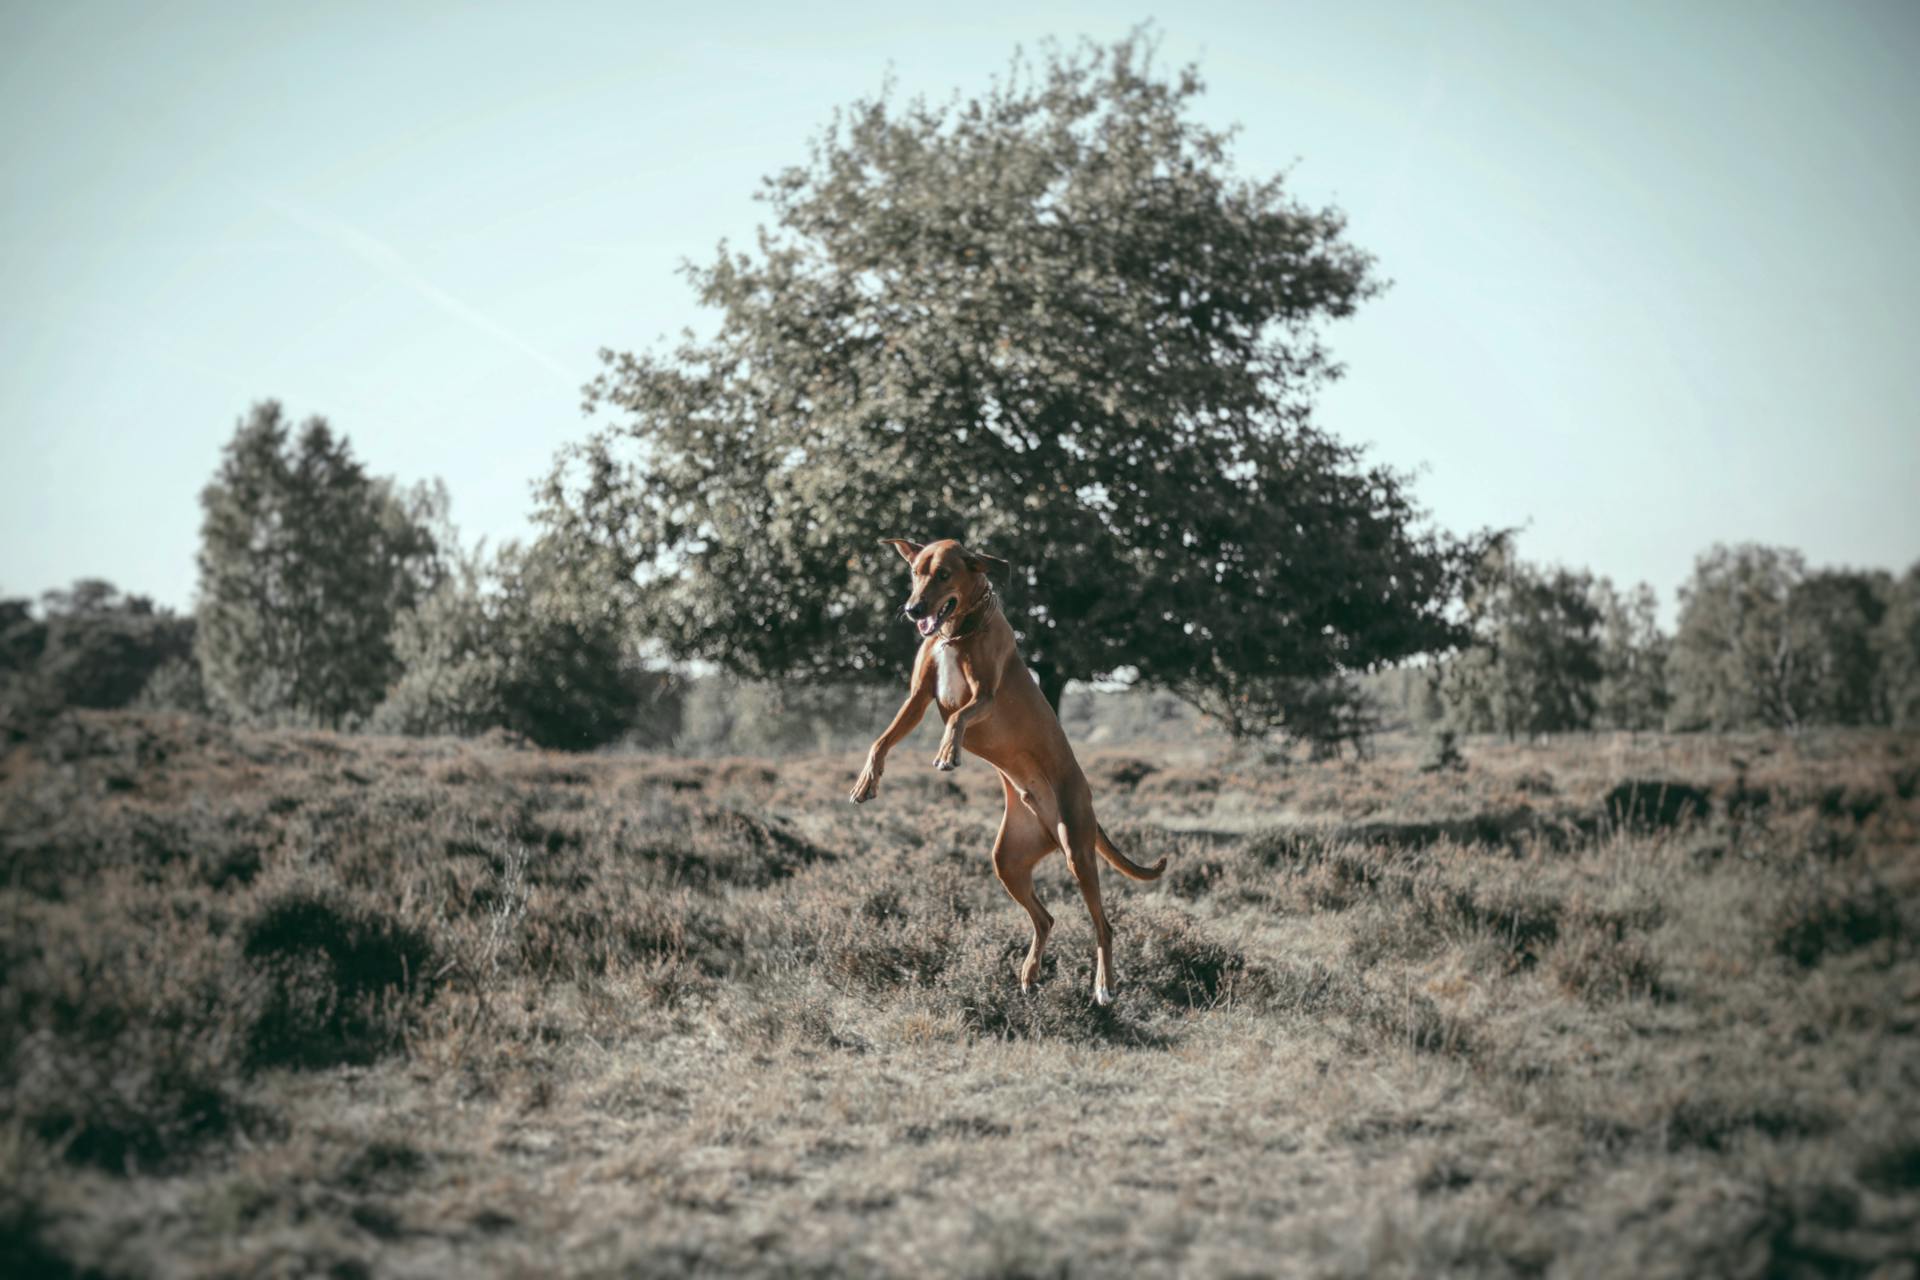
[1181,672,1382,754]
[372,537,672,751]
[1668,544,1891,731]
[132,655,210,716]
[1874,564,1920,729]
[1438,544,1602,737]
[548,32,1479,721]
[194,402,442,729]
[1592,577,1669,731]
[1668,544,1804,730]
[1786,568,1888,727]
[0,580,196,737]
[368,549,500,739]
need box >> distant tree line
[4,404,1912,750]
[1372,540,1920,738]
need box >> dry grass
[3,711,1918,1277]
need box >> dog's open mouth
[916,596,957,637]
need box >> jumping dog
[849,538,1166,1004]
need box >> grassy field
[3,711,1918,1277]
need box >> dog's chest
[932,640,966,707]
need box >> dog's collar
[937,584,998,642]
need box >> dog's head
[881,538,1007,638]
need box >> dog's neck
[937,585,998,642]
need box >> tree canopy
[196,402,441,729]
[547,32,1480,724]
[1591,578,1669,732]
[1435,545,1604,738]
[1875,565,1920,729]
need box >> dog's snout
[904,599,929,620]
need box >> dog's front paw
[932,743,960,772]
[849,769,880,804]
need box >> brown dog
[849,537,1166,1004]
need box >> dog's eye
[936,569,950,582]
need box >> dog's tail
[1095,824,1167,882]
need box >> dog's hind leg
[1060,812,1116,1006]
[991,775,1055,993]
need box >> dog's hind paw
[1093,985,1114,1007]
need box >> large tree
[196,402,440,728]
[548,33,1478,722]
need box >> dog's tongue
[917,616,937,637]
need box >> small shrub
[1816,784,1884,825]
[0,1190,80,1280]
[1429,884,1563,969]
[1663,1093,1830,1153]
[1858,1137,1920,1192]
[1254,957,1474,1058]
[14,1023,249,1174]
[1163,856,1228,900]
[518,888,740,980]
[1242,827,1321,868]
[688,809,834,887]
[1773,878,1902,968]
[1604,779,1711,830]
[1121,902,1261,1008]
[1299,851,1386,912]
[241,888,438,1069]
[335,1140,428,1193]
[2,906,258,1174]
[133,655,209,716]
[932,920,1154,1045]
[1548,927,1665,1003]
[798,874,973,992]
[819,921,957,991]
[1091,757,1160,789]
[605,804,834,892]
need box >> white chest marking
[933,640,966,706]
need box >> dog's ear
[967,551,1011,582]
[879,538,923,564]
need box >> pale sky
[3,1,1915,617]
